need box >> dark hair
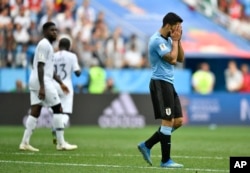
[42,21,56,32]
[162,12,183,27]
[59,38,71,50]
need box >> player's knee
[30,105,42,118]
[173,118,183,128]
[51,104,62,114]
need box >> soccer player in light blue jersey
[138,12,185,168]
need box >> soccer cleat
[19,143,39,152]
[52,130,57,145]
[160,159,183,168]
[137,142,152,165]
[56,142,78,151]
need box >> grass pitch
[0,125,249,173]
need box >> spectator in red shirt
[240,63,250,92]
[228,0,243,19]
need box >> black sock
[159,131,171,163]
[145,129,160,149]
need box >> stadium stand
[0,0,249,93]
[183,0,250,41]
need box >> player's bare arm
[53,73,69,94]
[163,24,182,64]
[163,41,179,64]
[177,26,184,62]
[38,62,45,100]
[177,41,184,62]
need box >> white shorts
[54,82,73,113]
[60,92,73,113]
[30,85,60,107]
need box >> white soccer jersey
[29,38,55,90]
[53,50,80,113]
[29,38,60,107]
[54,50,80,92]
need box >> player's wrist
[172,41,179,46]
[57,79,63,85]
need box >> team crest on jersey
[159,43,167,51]
[165,108,171,116]
[38,53,45,61]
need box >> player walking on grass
[137,12,184,168]
[52,37,81,144]
[19,22,77,151]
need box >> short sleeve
[36,42,48,63]
[154,37,171,58]
[72,54,81,72]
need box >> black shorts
[149,79,183,120]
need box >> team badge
[38,53,45,61]
[165,108,171,116]
[159,43,167,51]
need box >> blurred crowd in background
[1,0,250,94]
[191,60,250,94]
[184,0,250,40]
[1,0,250,69]
[0,0,148,69]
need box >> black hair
[162,12,183,27]
[42,21,56,33]
[59,37,70,50]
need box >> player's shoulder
[66,51,78,60]
[37,38,50,48]
[150,32,162,43]
[151,32,161,39]
[59,50,76,56]
[39,38,50,45]
[54,50,77,61]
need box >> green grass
[0,125,249,173]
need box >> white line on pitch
[0,152,226,160]
[0,160,228,172]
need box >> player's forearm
[163,41,178,65]
[38,63,45,88]
[177,41,184,62]
[53,73,63,85]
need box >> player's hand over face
[61,83,69,94]
[170,24,182,41]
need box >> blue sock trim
[160,126,172,135]
[171,128,175,133]
[55,128,64,131]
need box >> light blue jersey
[148,31,174,84]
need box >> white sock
[62,114,69,127]
[21,115,37,144]
[52,114,68,133]
[53,114,65,145]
